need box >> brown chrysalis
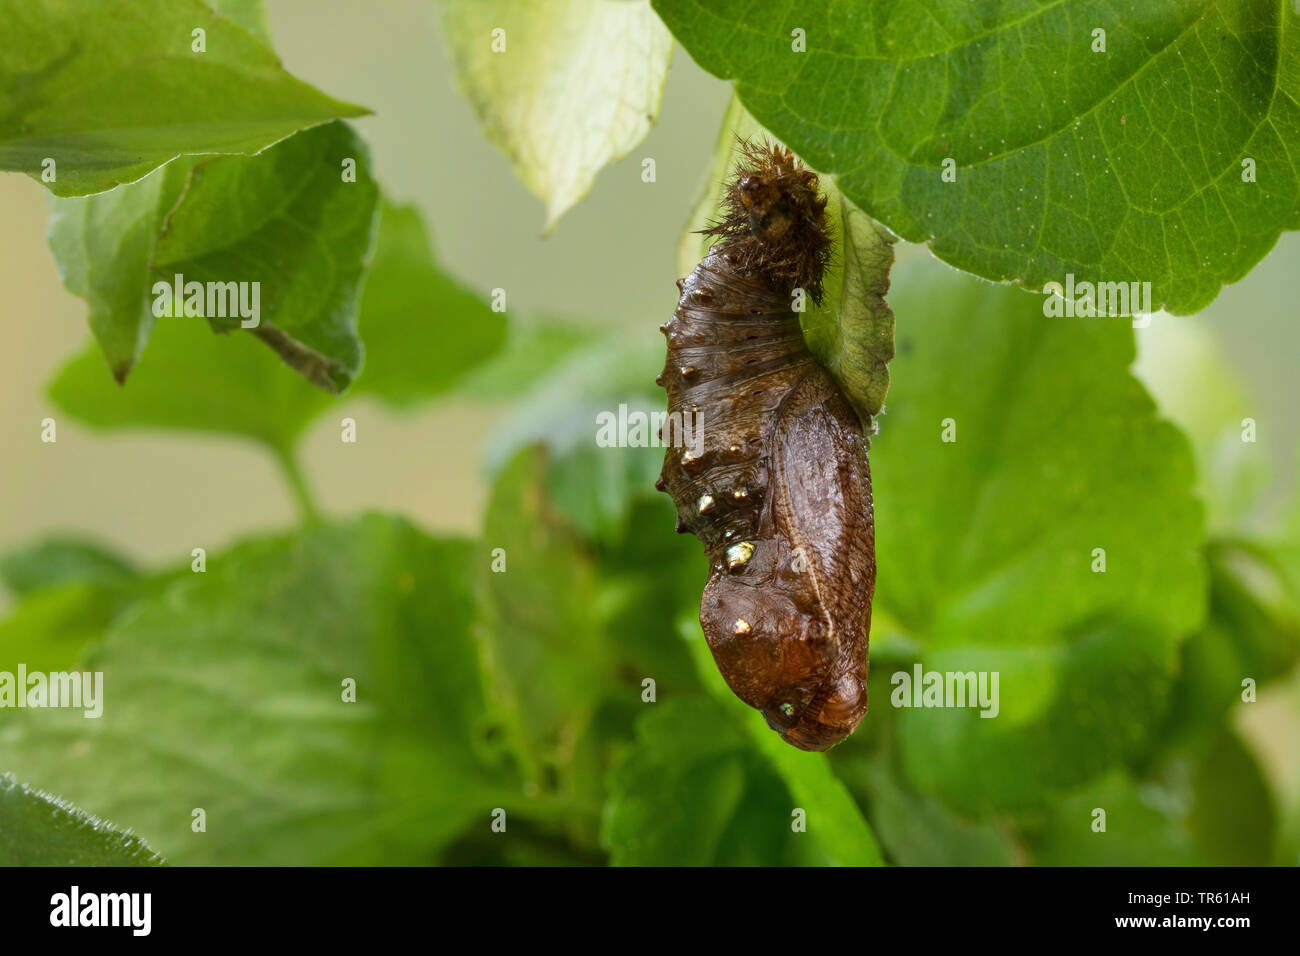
[656,141,875,752]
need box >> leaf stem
[273,445,322,525]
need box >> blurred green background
[1,0,1299,866]
[1,0,732,579]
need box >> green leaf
[47,158,193,383]
[814,203,896,426]
[601,698,747,865]
[0,548,181,676]
[0,517,517,865]
[1,0,367,197]
[478,448,611,779]
[1035,770,1211,866]
[1158,539,1300,747]
[588,498,703,690]
[352,202,506,405]
[875,260,1205,813]
[480,331,663,477]
[475,329,687,562]
[547,441,664,544]
[1035,729,1275,865]
[0,585,134,676]
[679,96,895,424]
[149,121,380,391]
[1132,316,1299,751]
[855,756,1016,866]
[473,323,705,686]
[654,0,1300,314]
[50,197,498,449]
[1207,540,1300,687]
[880,775,1016,866]
[678,622,884,865]
[1184,729,1276,866]
[49,121,380,389]
[0,774,164,866]
[476,447,687,851]
[48,314,331,456]
[0,539,135,598]
[743,722,885,865]
[603,697,822,865]
[206,0,272,45]
[440,0,672,230]
[455,318,591,401]
[1133,316,1269,534]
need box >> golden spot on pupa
[726,541,755,569]
[734,619,752,636]
[698,494,715,515]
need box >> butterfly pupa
[656,141,876,752]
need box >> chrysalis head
[702,139,832,303]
